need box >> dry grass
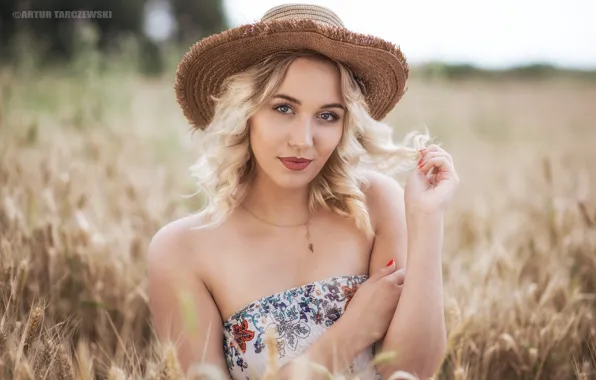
[0,66,595,379]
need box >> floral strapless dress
[222,275,381,380]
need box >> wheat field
[1,65,595,379]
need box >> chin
[261,160,318,189]
[272,174,313,190]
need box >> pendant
[305,220,314,253]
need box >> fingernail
[386,259,395,267]
[417,158,423,166]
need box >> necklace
[239,204,314,253]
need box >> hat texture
[175,3,409,130]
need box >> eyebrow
[272,94,345,111]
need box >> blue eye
[274,104,293,114]
[319,112,339,122]
[273,104,339,123]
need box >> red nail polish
[386,259,395,267]
[418,158,423,166]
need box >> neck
[241,171,312,226]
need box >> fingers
[420,145,453,164]
[380,268,405,303]
[418,154,455,175]
[420,144,446,155]
[368,259,397,282]
[395,267,406,285]
[420,151,453,166]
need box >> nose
[288,116,314,149]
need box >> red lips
[280,157,311,163]
[278,157,312,171]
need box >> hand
[342,261,406,347]
[404,144,460,215]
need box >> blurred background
[2,0,595,73]
[1,1,595,379]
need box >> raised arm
[363,171,409,362]
[147,222,231,378]
[370,146,458,379]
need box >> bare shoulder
[146,211,218,272]
[146,212,231,372]
[361,170,405,207]
[360,170,405,232]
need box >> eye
[273,104,293,114]
[319,112,339,122]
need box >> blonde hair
[189,51,429,237]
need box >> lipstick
[278,157,312,171]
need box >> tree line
[0,0,227,72]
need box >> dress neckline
[222,274,369,324]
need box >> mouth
[278,157,313,171]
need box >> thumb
[384,266,407,285]
[368,259,397,282]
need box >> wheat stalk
[22,306,44,355]
[15,360,35,380]
[108,365,128,380]
[35,337,56,378]
[261,327,280,380]
[11,260,29,314]
[76,341,94,380]
[159,343,183,380]
[57,344,74,380]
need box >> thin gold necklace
[239,204,314,253]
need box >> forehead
[276,56,343,104]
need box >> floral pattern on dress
[222,275,376,380]
[230,320,255,353]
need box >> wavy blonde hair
[189,51,429,237]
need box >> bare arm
[147,223,231,378]
[365,172,409,356]
[366,172,447,379]
[379,211,446,379]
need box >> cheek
[316,126,343,156]
[249,123,283,158]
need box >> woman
[147,3,459,380]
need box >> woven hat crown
[260,4,344,28]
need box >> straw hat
[175,3,409,131]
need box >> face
[248,56,345,189]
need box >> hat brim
[175,19,409,130]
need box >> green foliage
[414,62,596,81]
[169,0,229,43]
[0,0,228,76]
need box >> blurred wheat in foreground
[1,63,595,380]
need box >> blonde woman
[147,3,459,380]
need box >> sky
[221,0,596,69]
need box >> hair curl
[188,51,429,237]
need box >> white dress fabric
[222,275,381,380]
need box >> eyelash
[273,104,340,122]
